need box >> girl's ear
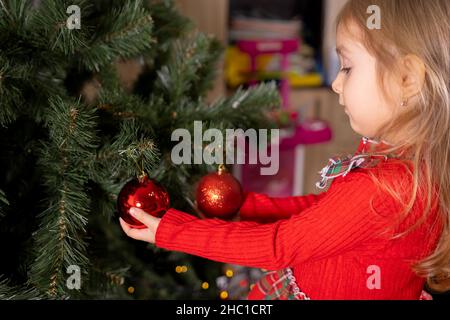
[400,54,426,100]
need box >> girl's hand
[119,207,161,244]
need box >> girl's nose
[331,77,342,95]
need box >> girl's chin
[349,122,364,137]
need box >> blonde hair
[336,0,450,293]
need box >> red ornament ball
[117,175,170,229]
[196,166,244,220]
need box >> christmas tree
[0,0,280,299]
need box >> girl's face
[332,23,400,140]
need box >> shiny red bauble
[117,175,170,229]
[196,165,244,220]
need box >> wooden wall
[175,0,229,102]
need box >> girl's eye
[340,67,352,74]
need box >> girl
[120,0,450,299]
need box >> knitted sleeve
[239,192,327,223]
[155,172,393,270]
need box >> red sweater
[155,138,444,299]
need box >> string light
[219,291,229,299]
[128,286,135,294]
[201,282,209,290]
[225,269,234,278]
[175,265,188,273]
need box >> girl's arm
[239,192,327,223]
[155,172,394,271]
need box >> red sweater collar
[356,137,394,154]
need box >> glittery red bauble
[117,175,170,229]
[196,166,244,220]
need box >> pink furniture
[237,39,299,108]
[234,38,333,196]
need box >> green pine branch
[146,0,192,40]
[0,189,7,219]
[154,33,221,104]
[110,119,160,177]
[187,82,281,130]
[29,98,98,298]
[0,277,42,300]
[81,0,156,71]
[29,0,92,56]
[0,0,31,36]
[0,55,27,126]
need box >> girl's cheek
[343,77,360,110]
